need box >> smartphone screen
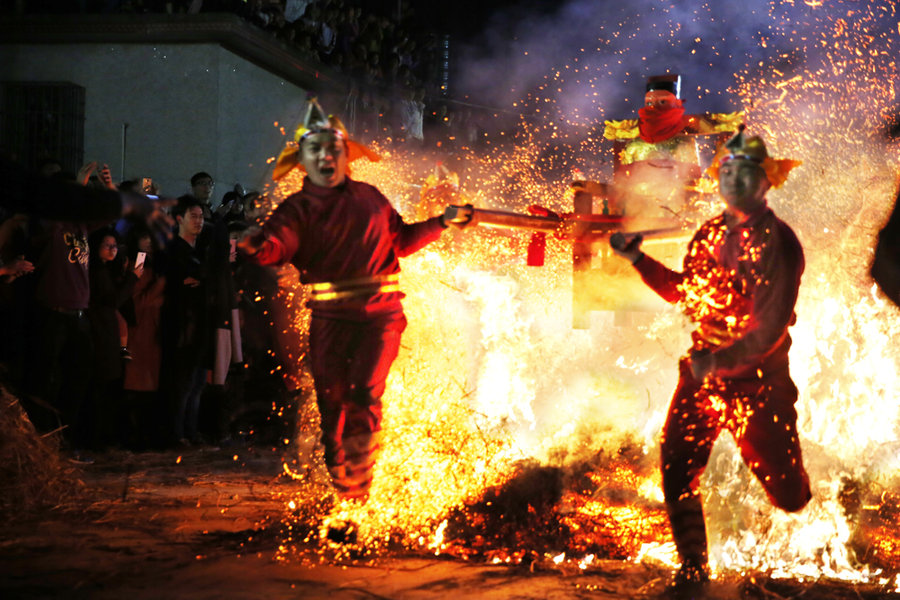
[135,251,147,269]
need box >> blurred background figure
[0,211,35,385]
[86,226,141,449]
[161,196,210,447]
[121,224,167,450]
[872,186,900,308]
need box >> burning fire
[261,0,900,591]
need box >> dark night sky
[370,0,540,40]
[374,0,900,127]
[411,0,550,40]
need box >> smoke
[453,0,899,150]
[453,0,778,117]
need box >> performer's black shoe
[326,520,358,545]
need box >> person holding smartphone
[122,226,167,450]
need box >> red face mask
[637,91,686,143]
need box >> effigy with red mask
[597,75,743,223]
[638,88,687,144]
[603,75,743,163]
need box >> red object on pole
[527,232,547,266]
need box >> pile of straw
[0,385,83,521]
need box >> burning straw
[0,385,85,521]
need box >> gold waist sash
[309,273,401,302]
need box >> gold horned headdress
[707,125,801,189]
[273,96,381,181]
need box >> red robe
[250,177,446,497]
[251,177,445,319]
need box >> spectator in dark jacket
[86,227,141,448]
[161,196,210,445]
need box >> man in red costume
[240,99,473,500]
[610,127,811,593]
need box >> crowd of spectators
[236,0,469,146]
[0,159,295,461]
[0,2,498,459]
[15,1,443,92]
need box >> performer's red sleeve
[390,213,446,257]
[632,253,685,304]
[250,200,302,267]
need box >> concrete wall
[1,42,308,201]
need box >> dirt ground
[1,444,898,600]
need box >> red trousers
[661,358,811,512]
[308,313,406,498]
